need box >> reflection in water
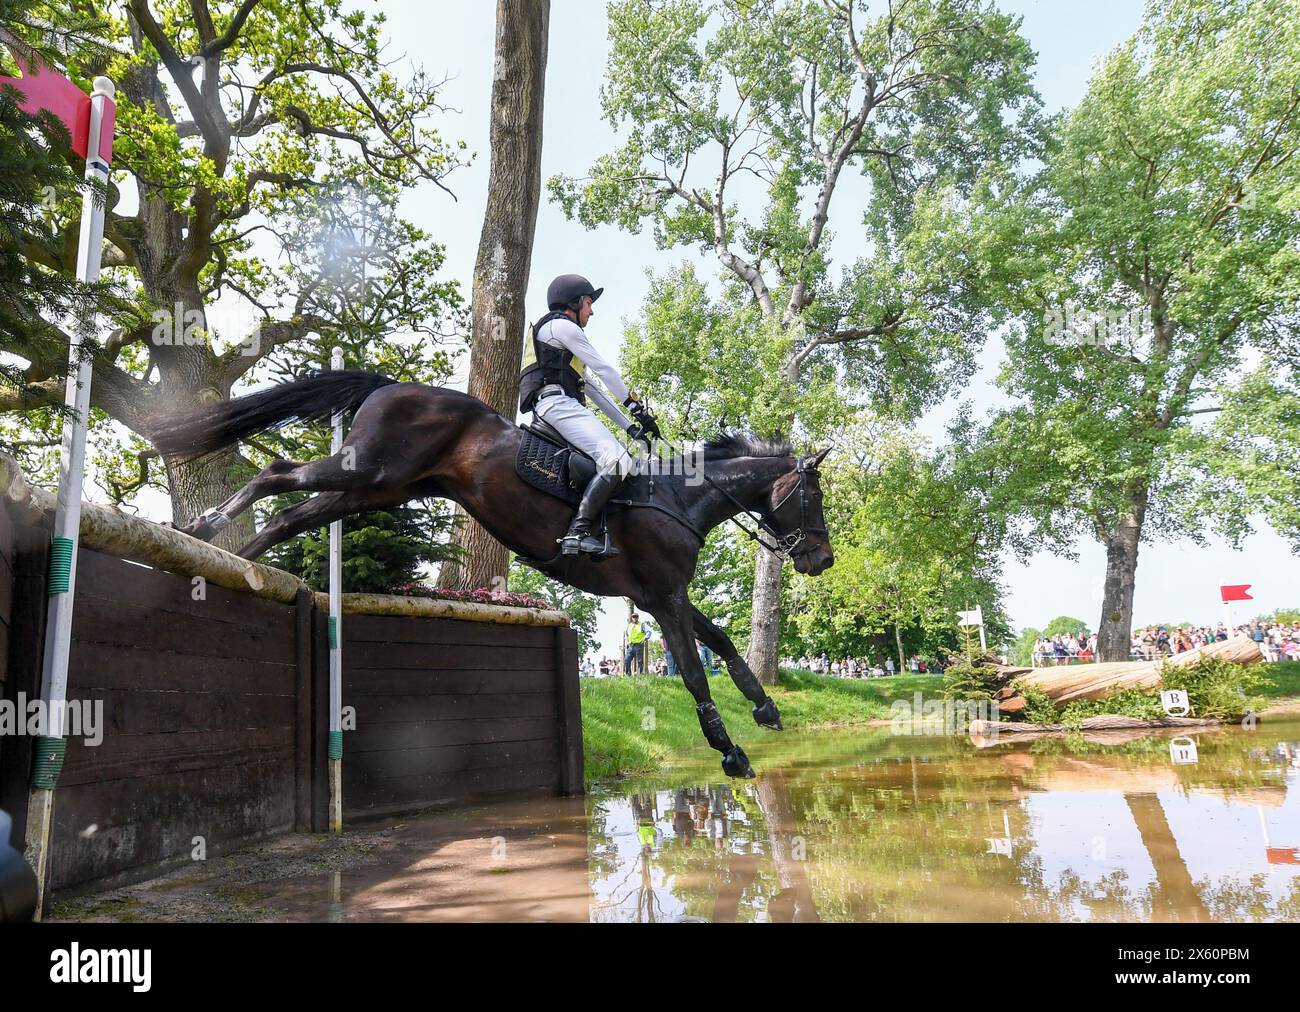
[588,721,1300,922]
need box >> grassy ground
[580,668,942,780]
[1257,660,1300,700]
[581,661,1300,781]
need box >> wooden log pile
[993,635,1264,715]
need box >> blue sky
[349,2,1299,655]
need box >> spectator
[625,612,649,675]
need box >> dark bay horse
[148,371,835,778]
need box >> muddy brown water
[54,718,1300,922]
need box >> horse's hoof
[721,745,755,779]
[179,519,213,541]
[752,697,784,731]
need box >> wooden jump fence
[0,455,581,900]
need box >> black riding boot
[560,472,622,556]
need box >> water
[229,719,1300,922]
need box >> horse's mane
[700,431,794,460]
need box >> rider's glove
[626,423,651,450]
[624,398,662,441]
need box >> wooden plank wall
[337,614,581,819]
[0,510,48,849]
[48,549,303,893]
[0,508,582,896]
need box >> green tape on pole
[328,730,344,760]
[31,736,68,789]
[328,615,338,650]
[48,536,75,594]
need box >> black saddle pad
[516,425,596,504]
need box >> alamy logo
[0,694,102,746]
[49,943,151,991]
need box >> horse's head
[768,447,834,576]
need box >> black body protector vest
[518,310,586,414]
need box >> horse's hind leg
[236,489,374,560]
[180,458,308,540]
[691,605,783,730]
[651,590,755,778]
[184,445,396,542]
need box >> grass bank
[580,668,942,780]
[580,661,1300,781]
[1258,660,1300,700]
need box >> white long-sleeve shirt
[535,315,634,430]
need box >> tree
[508,560,601,656]
[1009,626,1041,667]
[439,0,550,590]
[1043,615,1088,638]
[264,500,458,594]
[0,2,119,400]
[959,0,1300,660]
[0,1,465,548]
[551,0,1041,681]
[785,412,1010,667]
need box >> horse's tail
[146,370,399,459]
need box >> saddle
[514,422,707,564]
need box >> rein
[671,443,824,561]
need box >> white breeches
[535,395,633,476]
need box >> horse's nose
[816,549,835,574]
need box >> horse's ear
[806,447,830,468]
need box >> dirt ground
[48,795,592,923]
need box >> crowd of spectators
[783,654,949,678]
[1129,620,1300,662]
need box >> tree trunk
[164,445,254,552]
[438,0,550,591]
[895,621,905,675]
[1095,495,1147,662]
[746,545,784,684]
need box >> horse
[147,371,835,778]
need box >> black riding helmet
[547,273,603,312]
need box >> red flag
[0,54,114,163]
[1220,584,1253,602]
[1266,847,1299,865]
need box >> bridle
[705,456,827,561]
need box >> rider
[519,274,660,556]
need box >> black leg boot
[696,701,755,778]
[560,472,622,556]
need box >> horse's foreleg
[691,604,783,730]
[236,489,373,560]
[651,592,755,779]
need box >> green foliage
[1056,691,1168,728]
[783,411,1011,662]
[940,660,1001,703]
[1044,615,1089,637]
[1017,682,1058,725]
[950,0,1300,596]
[1009,626,1041,667]
[1160,656,1267,721]
[0,0,121,415]
[508,562,602,658]
[1,0,467,530]
[261,501,457,594]
[1021,656,1269,727]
